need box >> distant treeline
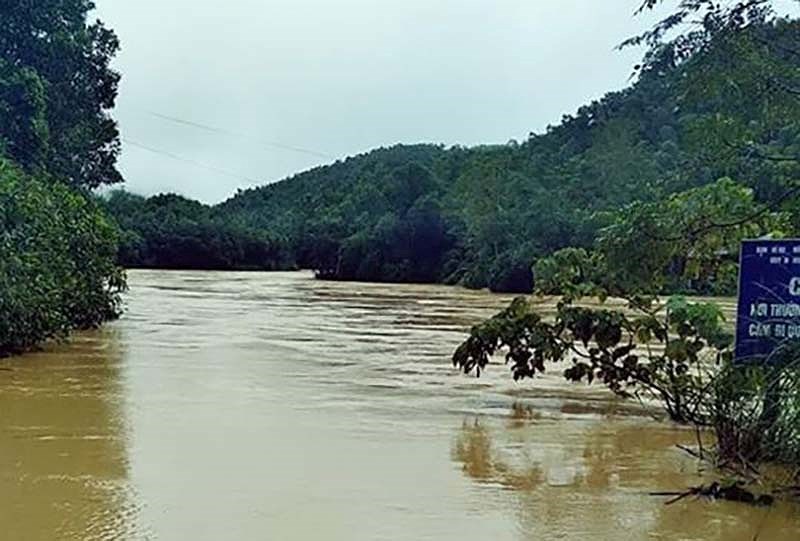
[102,192,292,271]
[105,19,800,294]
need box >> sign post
[735,239,800,363]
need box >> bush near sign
[735,239,800,362]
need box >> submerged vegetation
[0,0,124,355]
[0,160,124,356]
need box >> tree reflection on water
[452,402,800,541]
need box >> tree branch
[769,76,800,96]
[644,182,800,243]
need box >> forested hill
[106,18,800,293]
[106,70,682,292]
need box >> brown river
[2,269,800,540]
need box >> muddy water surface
[2,270,799,540]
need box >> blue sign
[735,239,800,362]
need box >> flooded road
[2,270,799,540]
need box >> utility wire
[144,110,335,159]
[122,138,262,184]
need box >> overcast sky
[94,0,798,204]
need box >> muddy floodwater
[2,270,800,540]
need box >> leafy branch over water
[453,172,800,495]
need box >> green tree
[0,0,121,187]
[0,158,125,356]
[453,179,785,420]
[0,60,49,168]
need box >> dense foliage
[213,79,680,292]
[0,1,124,355]
[102,190,292,270]
[0,159,124,356]
[453,176,787,421]
[0,0,122,187]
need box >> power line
[143,110,335,160]
[122,138,262,184]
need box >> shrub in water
[0,159,125,356]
